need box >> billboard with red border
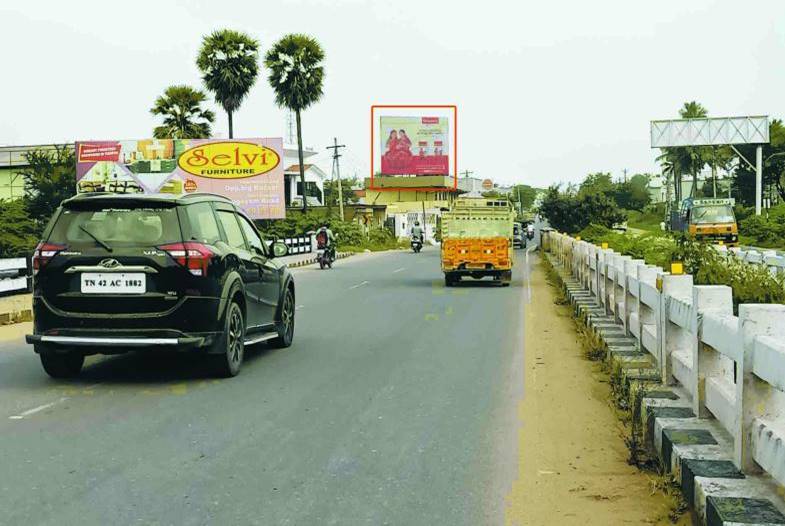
[370,105,457,191]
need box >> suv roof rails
[179,192,233,201]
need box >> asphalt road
[0,245,531,526]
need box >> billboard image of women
[380,116,449,176]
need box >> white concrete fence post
[659,274,693,387]
[691,285,734,419]
[735,304,785,474]
[623,259,645,337]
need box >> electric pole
[460,170,473,179]
[327,138,346,221]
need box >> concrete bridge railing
[546,230,785,487]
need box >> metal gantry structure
[650,115,770,215]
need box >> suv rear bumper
[26,334,206,349]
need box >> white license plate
[80,273,146,294]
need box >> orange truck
[673,198,739,246]
[441,197,515,286]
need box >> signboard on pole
[75,138,285,219]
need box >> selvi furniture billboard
[75,138,285,219]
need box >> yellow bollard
[670,262,684,275]
[601,242,609,250]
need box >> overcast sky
[2,0,784,188]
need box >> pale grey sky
[2,0,784,188]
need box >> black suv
[26,193,295,378]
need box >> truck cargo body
[440,198,514,286]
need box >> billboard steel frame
[650,116,770,215]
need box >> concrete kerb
[543,251,785,525]
[284,251,355,269]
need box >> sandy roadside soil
[504,254,688,526]
[0,321,31,344]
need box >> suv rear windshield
[49,206,182,247]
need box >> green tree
[150,85,215,139]
[578,172,614,197]
[265,34,325,212]
[613,174,651,211]
[21,145,76,231]
[323,177,359,208]
[0,199,38,257]
[196,29,259,138]
[539,184,626,234]
[510,184,538,210]
[732,119,785,205]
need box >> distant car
[513,222,526,249]
[612,221,628,233]
[26,192,295,378]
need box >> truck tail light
[158,242,213,276]
[32,242,67,274]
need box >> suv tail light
[158,242,213,276]
[32,242,67,274]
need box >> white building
[282,144,329,207]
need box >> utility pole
[460,170,473,179]
[327,138,346,221]
[622,168,628,183]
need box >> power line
[326,138,346,221]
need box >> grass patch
[626,209,664,233]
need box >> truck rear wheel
[499,270,512,287]
[445,273,458,287]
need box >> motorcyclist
[410,221,424,243]
[316,223,336,260]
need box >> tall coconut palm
[196,29,259,138]
[150,85,215,139]
[265,34,325,211]
[658,101,710,201]
[678,101,710,197]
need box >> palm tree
[265,34,325,211]
[150,85,215,139]
[196,29,259,138]
[678,101,710,197]
[658,101,710,201]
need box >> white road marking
[9,397,70,420]
[392,267,406,273]
[524,245,535,303]
[348,280,369,290]
[296,304,305,311]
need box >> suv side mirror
[271,241,289,258]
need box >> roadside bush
[0,199,38,258]
[540,186,626,234]
[331,220,364,247]
[739,204,785,248]
[575,224,785,309]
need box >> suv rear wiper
[79,225,113,252]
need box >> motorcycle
[317,246,334,269]
[411,236,423,253]
[526,226,535,240]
